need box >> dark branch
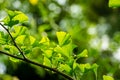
[0,51,74,80]
[0,23,26,59]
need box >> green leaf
[4,45,20,62]
[0,32,6,45]
[79,63,91,73]
[91,63,99,79]
[12,12,28,23]
[109,0,120,7]
[15,35,26,45]
[77,49,88,59]
[11,26,27,38]
[9,57,20,62]
[3,10,28,27]
[54,43,76,58]
[43,57,51,67]
[73,61,77,70]
[58,64,71,73]
[43,49,53,58]
[29,36,36,45]
[39,36,50,46]
[103,75,114,80]
[4,45,18,54]
[56,31,71,46]
[6,9,16,17]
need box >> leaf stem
[0,51,74,80]
[0,23,26,59]
[0,23,74,80]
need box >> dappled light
[0,0,120,80]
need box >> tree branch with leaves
[0,10,99,80]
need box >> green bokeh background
[0,0,120,80]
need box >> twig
[0,23,74,80]
[0,51,74,80]
[0,23,26,59]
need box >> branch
[0,23,74,80]
[0,23,26,59]
[0,51,74,80]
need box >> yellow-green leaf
[43,57,51,67]
[77,49,88,59]
[58,64,71,73]
[56,31,71,46]
[15,35,26,45]
[103,75,114,80]
[11,26,28,38]
[39,36,50,46]
[12,13,28,23]
[43,49,53,58]
[29,36,36,45]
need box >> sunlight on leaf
[12,13,28,23]
[79,63,91,73]
[43,49,53,58]
[56,31,71,46]
[39,36,50,46]
[15,35,26,45]
[77,49,88,59]
[73,61,77,70]
[58,64,71,73]
[29,36,36,45]
[43,57,51,67]
[103,75,114,80]
[11,26,28,38]
[2,10,28,27]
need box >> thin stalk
[0,51,74,80]
[0,23,26,59]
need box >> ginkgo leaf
[29,36,36,45]
[73,61,77,70]
[58,64,71,73]
[43,49,53,58]
[2,10,28,27]
[39,36,50,46]
[56,31,71,46]
[43,57,51,67]
[15,35,26,45]
[79,63,91,73]
[77,49,88,59]
[11,26,27,38]
[12,13,28,23]
[103,75,114,80]
[0,32,6,45]
[91,63,99,79]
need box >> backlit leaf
[58,64,71,73]
[3,10,28,27]
[103,75,114,80]
[43,49,53,58]
[12,13,28,23]
[77,49,88,59]
[15,35,26,45]
[92,63,99,79]
[56,31,71,46]
[43,57,51,67]
[11,26,27,38]
[39,36,50,46]
[29,36,36,45]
